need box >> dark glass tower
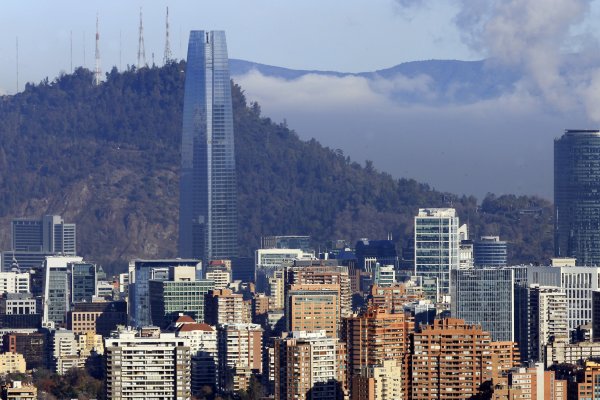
[179,31,238,262]
[555,129,600,266]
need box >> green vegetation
[0,63,553,273]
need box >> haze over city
[4,1,600,198]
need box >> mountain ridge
[0,62,553,274]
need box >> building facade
[216,323,262,392]
[414,208,460,298]
[346,306,414,399]
[527,285,569,363]
[450,268,515,342]
[473,236,508,267]
[555,129,600,266]
[411,318,516,400]
[104,328,191,400]
[179,30,238,263]
[274,330,346,400]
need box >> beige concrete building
[1,381,36,400]
[351,360,402,400]
[0,353,25,375]
[286,283,340,338]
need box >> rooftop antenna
[137,7,146,68]
[163,6,172,64]
[94,13,101,85]
[15,37,19,93]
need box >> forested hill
[0,62,553,273]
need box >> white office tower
[414,208,460,299]
[373,264,396,287]
[0,272,30,294]
[527,285,569,362]
[458,224,474,270]
[526,264,600,331]
[43,256,83,328]
[255,248,314,292]
[105,327,191,400]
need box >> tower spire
[163,7,172,65]
[94,13,101,85]
[137,7,146,69]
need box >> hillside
[0,62,553,273]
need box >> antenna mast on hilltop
[94,14,101,85]
[163,7,172,65]
[137,7,147,68]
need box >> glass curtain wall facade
[473,236,508,267]
[450,268,515,342]
[179,30,238,263]
[555,130,600,266]
[70,262,97,303]
[414,208,459,297]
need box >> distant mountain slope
[230,58,520,103]
[0,63,552,273]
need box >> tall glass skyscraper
[414,208,460,298]
[450,268,515,342]
[179,31,238,262]
[555,130,600,266]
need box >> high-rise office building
[3,215,76,271]
[43,256,83,328]
[179,30,238,263]
[128,259,201,328]
[70,262,97,303]
[261,236,312,252]
[473,236,508,267]
[555,129,600,266]
[525,264,600,331]
[149,279,214,328]
[450,268,515,342]
[414,208,460,299]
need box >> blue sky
[0,1,477,93]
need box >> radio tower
[137,7,147,68]
[163,7,172,65]
[94,14,101,85]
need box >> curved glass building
[554,130,600,266]
[179,31,238,262]
[473,236,507,267]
